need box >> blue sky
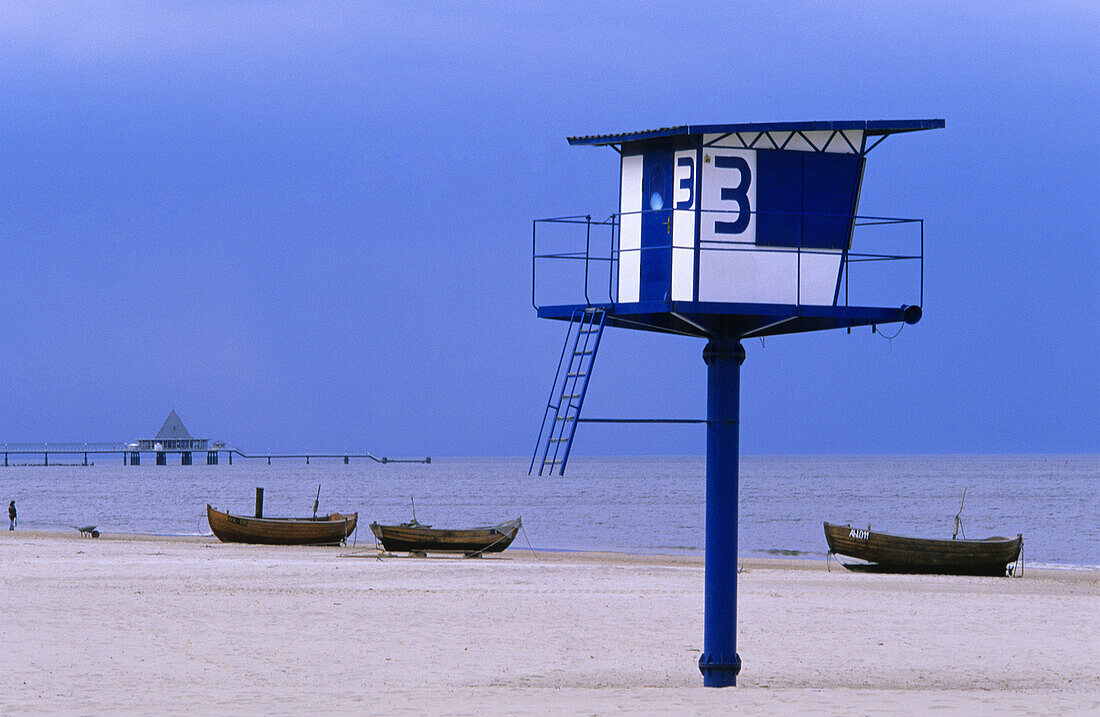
[0,2,1096,456]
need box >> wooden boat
[207,504,357,546]
[823,522,1022,576]
[370,517,521,556]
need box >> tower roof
[155,410,193,441]
[566,119,944,147]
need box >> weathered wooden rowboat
[823,522,1022,576]
[370,517,521,556]
[207,504,357,546]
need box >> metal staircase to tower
[529,307,606,476]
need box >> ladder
[530,307,606,476]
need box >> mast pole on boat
[698,336,745,687]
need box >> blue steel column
[698,338,745,687]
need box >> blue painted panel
[756,151,802,247]
[755,150,862,250]
[803,152,861,250]
[640,151,673,301]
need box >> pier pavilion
[131,410,212,465]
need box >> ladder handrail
[542,308,591,472]
[529,307,584,475]
[555,308,605,475]
[530,307,606,476]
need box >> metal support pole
[255,487,264,518]
[698,338,745,687]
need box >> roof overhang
[567,119,944,148]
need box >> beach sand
[2,531,1097,715]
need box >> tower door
[640,151,674,301]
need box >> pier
[0,411,429,467]
[0,443,429,467]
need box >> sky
[0,2,1096,457]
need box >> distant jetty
[1,410,429,467]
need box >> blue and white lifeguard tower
[529,119,944,687]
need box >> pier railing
[0,442,430,466]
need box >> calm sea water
[2,455,1096,567]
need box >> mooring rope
[463,529,514,559]
[520,522,541,560]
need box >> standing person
[8,500,15,530]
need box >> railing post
[920,219,924,306]
[797,213,802,309]
[584,215,592,307]
[608,214,617,306]
[531,220,538,310]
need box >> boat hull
[823,522,1022,576]
[370,518,521,555]
[207,504,357,546]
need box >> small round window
[649,166,665,211]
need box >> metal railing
[532,208,923,311]
[0,442,430,465]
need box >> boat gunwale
[823,521,1021,550]
[207,505,357,525]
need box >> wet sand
[2,530,1097,714]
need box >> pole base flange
[698,652,741,687]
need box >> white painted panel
[618,155,643,303]
[698,248,842,305]
[707,129,860,153]
[705,133,749,149]
[798,252,843,305]
[840,130,863,152]
[671,149,696,302]
[700,148,756,245]
[787,132,822,152]
[698,148,755,303]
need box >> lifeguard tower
[529,119,944,686]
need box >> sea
[3,454,1097,569]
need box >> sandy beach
[2,531,1097,715]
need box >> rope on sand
[520,523,541,560]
